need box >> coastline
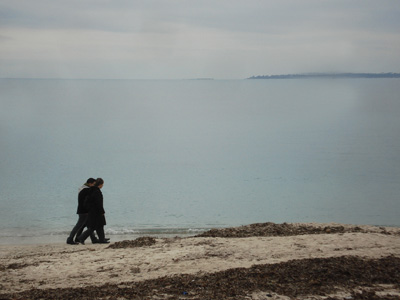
[1,222,400,299]
[248,72,400,79]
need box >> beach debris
[195,222,381,238]
[107,236,156,249]
[130,267,141,274]
[327,290,400,300]
[3,256,400,299]
[5,263,37,270]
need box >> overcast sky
[1,0,399,79]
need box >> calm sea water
[1,78,399,244]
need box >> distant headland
[248,72,400,79]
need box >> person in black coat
[66,178,99,245]
[77,178,109,244]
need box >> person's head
[94,178,104,188]
[86,178,96,187]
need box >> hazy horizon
[2,71,400,81]
[1,1,399,79]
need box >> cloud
[1,0,400,78]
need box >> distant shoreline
[248,72,400,79]
[2,73,400,80]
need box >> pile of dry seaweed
[107,236,157,249]
[195,222,389,238]
[2,256,399,300]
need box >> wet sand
[1,222,400,299]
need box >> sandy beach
[1,222,400,299]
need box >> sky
[0,0,400,79]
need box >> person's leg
[96,226,109,243]
[89,231,99,243]
[67,215,86,244]
[74,214,95,243]
[75,224,85,243]
[77,227,95,244]
[75,215,99,243]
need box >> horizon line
[2,72,400,81]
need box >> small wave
[105,227,208,236]
[0,227,210,239]
[0,227,212,245]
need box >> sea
[1,78,399,244]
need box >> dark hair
[86,178,96,184]
[94,178,104,187]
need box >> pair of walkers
[67,178,109,245]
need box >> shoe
[94,238,110,243]
[76,238,85,245]
[97,240,110,244]
[67,240,78,245]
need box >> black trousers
[67,214,97,243]
[78,225,105,242]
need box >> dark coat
[86,186,106,229]
[77,185,91,214]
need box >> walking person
[66,178,99,245]
[77,178,109,244]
